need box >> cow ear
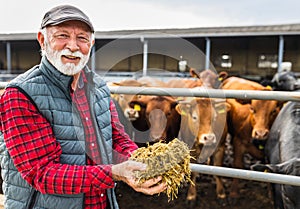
[175,103,190,116]
[225,103,231,112]
[218,71,228,81]
[171,101,179,109]
[189,68,201,79]
[214,102,231,114]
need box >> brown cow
[221,76,283,202]
[176,93,230,206]
[167,70,232,206]
[129,95,181,145]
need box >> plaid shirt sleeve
[110,99,138,163]
[0,87,117,194]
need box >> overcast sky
[1,0,300,33]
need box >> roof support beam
[140,36,148,77]
[278,35,284,72]
[205,37,211,70]
[6,41,11,73]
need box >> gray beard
[43,42,90,76]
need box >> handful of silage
[130,138,193,201]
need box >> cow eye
[192,112,198,121]
[249,106,255,114]
[271,109,277,115]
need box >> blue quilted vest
[0,56,119,209]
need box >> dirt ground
[0,179,273,209]
[116,174,273,209]
[116,135,274,209]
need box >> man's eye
[57,34,68,38]
[78,36,89,42]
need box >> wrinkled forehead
[47,20,92,34]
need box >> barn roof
[94,23,300,39]
[1,23,300,41]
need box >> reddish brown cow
[129,95,181,145]
[221,76,283,201]
[167,69,231,206]
[176,95,230,206]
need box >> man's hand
[112,160,167,195]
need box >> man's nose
[66,38,80,52]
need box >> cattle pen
[0,81,300,187]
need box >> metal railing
[1,81,300,186]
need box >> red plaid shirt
[0,74,137,209]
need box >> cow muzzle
[198,133,217,146]
[252,129,269,140]
[124,108,139,121]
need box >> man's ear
[37,31,45,49]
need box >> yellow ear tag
[134,104,141,111]
[266,85,272,90]
[181,109,187,116]
[259,145,264,150]
[218,109,225,114]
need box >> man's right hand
[112,160,167,195]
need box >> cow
[129,95,181,146]
[270,70,299,91]
[221,76,283,202]
[176,96,230,206]
[108,79,144,121]
[189,68,228,88]
[168,69,231,206]
[251,100,300,209]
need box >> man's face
[39,20,94,75]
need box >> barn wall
[1,34,300,81]
[0,42,5,69]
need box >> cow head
[232,86,283,140]
[249,99,282,140]
[176,98,230,162]
[176,98,230,146]
[109,79,144,121]
[189,68,228,88]
[129,96,180,143]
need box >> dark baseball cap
[41,5,94,32]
